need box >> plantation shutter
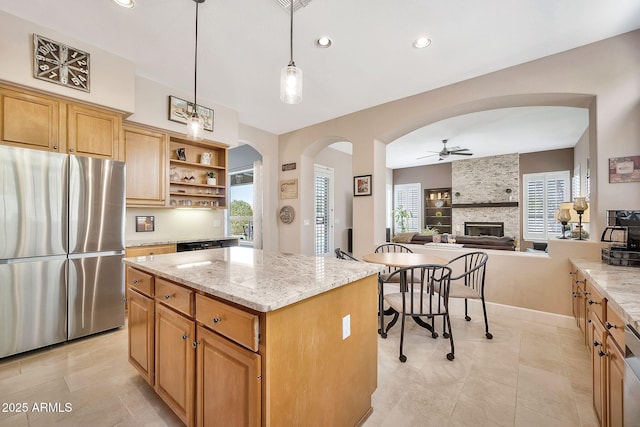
[523,171,570,241]
[393,183,421,233]
[315,174,330,255]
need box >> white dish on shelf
[434,200,444,207]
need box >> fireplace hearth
[464,222,504,237]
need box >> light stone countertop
[123,247,383,312]
[570,259,640,332]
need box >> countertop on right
[570,259,640,332]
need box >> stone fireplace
[451,153,520,242]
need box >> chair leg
[464,298,471,321]
[399,313,407,363]
[481,297,493,339]
[385,311,399,335]
[445,313,455,361]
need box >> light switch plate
[342,314,351,340]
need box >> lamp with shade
[572,197,590,240]
[555,206,572,239]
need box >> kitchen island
[123,247,382,427]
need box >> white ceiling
[1,0,639,166]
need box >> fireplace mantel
[452,202,518,208]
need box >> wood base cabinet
[155,303,195,427]
[128,289,155,386]
[195,325,261,427]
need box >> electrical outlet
[342,314,351,340]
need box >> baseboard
[448,298,576,329]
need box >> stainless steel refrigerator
[0,145,125,358]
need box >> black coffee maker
[601,211,640,267]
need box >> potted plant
[393,205,411,233]
[206,171,217,186]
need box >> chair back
[386,264,452,316]
[446,252,488,295]
[374,243,412,275]
[335,248,358,261]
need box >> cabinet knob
[593,340,601,347]
[587,299,599,305]
[213,317,222,324]
[164,294,172,300]
[572,292,577,298]
[605,321,617,330]
[69,148,75,152]
[192,340,200,349]
[598,349,607,358]
[132,279,140,284]
[53,145,59,150]
[182,334,188,340]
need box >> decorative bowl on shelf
[434,200,444,208]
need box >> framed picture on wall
[609,155,640,183]
[354,175,372,196]
[168,95,214,132]
[135,216,155,232]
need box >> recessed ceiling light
[112,0,135,8]
[315,36,333,48]
[413,37,432,49]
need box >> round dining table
[362,251,447,267]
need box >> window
[393,183,421,233]
[523,171,570,241]
[229,169,254,245]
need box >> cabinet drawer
[125,244,176,257]
[128,267,154,297]
[585,281,606,323]
[156,278,194,317]
[605,304,625,349]
[196,294,259,352]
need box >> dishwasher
[624,324,640,426]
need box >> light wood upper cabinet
[67,104,122,160]
[124,124,168,206]
[0,87,63,152]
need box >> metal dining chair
[445,251,492,339]
[334,248,358,261]
[374,243,415,334]
[380,264,455,362]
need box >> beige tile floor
[0,308,597,427]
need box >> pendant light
[280,0,303,104]
[187,0,205,140]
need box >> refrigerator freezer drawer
[0,257,67,359]
[68,252,125,340]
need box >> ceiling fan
[417,139,474,161]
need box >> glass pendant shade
[573,197,588,213]
[557,209,572,223]
[280,64,303,104]
[186,111,204,140]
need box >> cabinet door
[575,273,588,345]
[155,303,195,426]
[128,289,155,386]
[590,312,607,426]
[124,125,167,206]
[0,87,62,151]
[606,336,624,427]
[67,104,121,159]
[196,325,261,427]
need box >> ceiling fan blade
[416,153,438,160]
[451,151,473,156]
[449,148,469,153]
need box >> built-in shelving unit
[169,136,227,208]
[424,187,451,234]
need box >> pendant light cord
[289,0,294,66]
[193,1,199,109]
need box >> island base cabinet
[128,289,155,386]
[195,325,261,427]
[606,336,624,427]
[155,303,195,427]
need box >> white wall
[0,10,135,113]
[125,207,225,244]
